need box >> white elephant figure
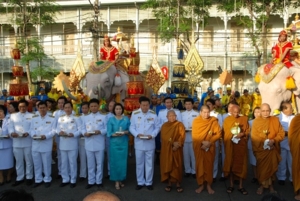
[83,64,129,103]
[258,61,300,114]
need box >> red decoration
[124,98,140,112]
[11,48,21,60]
[126,81,144,95]
[12,66,24,77]
[161,66,168,80]
[9,83,29,96]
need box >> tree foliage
[1,0,59,85]
[142,0,213,43]
[216,0,300,66]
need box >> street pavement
[0,153,295,201]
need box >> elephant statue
[82,63,129,103]
[257,61,300,114]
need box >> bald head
[261,103,271,119]
[232,105,240,118]
[167,110,177,122]
[83,191,120,201]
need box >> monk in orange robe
[252,103,285,195]
[288,114,300,200]
[192,105,222,194]
[160,110,185,193]
[223,105,250,195]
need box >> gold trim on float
[260,63,285,83]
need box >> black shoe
[56,175,62,179]
[146,185,153,190]
[213,178,216,183]
[59,182,69,187]
[12,180,24,187]
[79,177,86,182]
[96,184,103,188]
[184,173,191,178]
[6,180,11,184]
[26,179,33,186]
[33,182,43,188]
[219,177,227,181]
[44,182,51,188]
[70,183,76,188]
[85,184,94,189]
[105,175,110,179]
[135,185,143,190]
[251,178,258,183]
[278,180,285,185]
[192,174,196,178]
[0,182,4,186]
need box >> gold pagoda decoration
[184,32,204,96]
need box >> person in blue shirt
[37,88,48,101]
[199,87,214,109]
[0,89,12,103]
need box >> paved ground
[0,154,295,201]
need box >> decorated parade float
[255,14,300,114]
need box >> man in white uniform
[276,101,294,185]
[81,98,107,189]
[29,101,56,188]
[53,96,68,178]
[56,102,81,188]
[8,99,34,186]
[130,96,160,190]
[181,98,198,178]
[78,102,89,181]
[105,101,115,179]
[206,98,223,182]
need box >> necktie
[0,119,2,128]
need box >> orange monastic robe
[160,121,185,183]
[192,116,222,185]
[223,115,250,179]
[288,114,300,193]
[251,116,285,187]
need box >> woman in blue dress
[107,103,130,190]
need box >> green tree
[2,0,59,87]
[216,0,300,66]
[142,0,213,44]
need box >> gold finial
[296,14,299,21]
[117,27,121,33]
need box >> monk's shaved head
[261,103,271,119]
[200,105,210,112]
[83,191,120,201]
[167,110,176,116]
[232,105,240,118]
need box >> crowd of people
[0,89,299,201]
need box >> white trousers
[61,149,78,183]
[213,141,220,178]
[13,147,33,181]
[221,141,225,177]
[183,142,195,174]
[105,137,110,175]
[79,140,87,178]
[32,151,52,183]
[55,135,62,175]
[135,149,155,186]
[86,150,104,185]
[276,147,292,181]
